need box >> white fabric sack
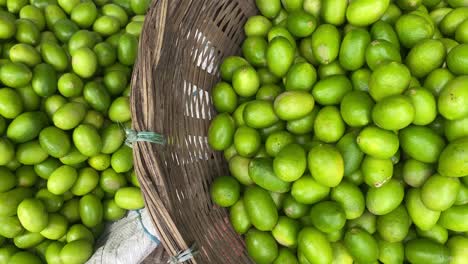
[87,209,160,264]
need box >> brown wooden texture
[131,1,257,263]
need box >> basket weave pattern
[131,1,257,263]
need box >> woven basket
[131,0,257,263]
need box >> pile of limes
[208,0,468,263]
[0,0,150,263]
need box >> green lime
[210,176,240,207]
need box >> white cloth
[87,209,160,264]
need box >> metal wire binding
[122,124,166,147]
[167,244,198,264]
